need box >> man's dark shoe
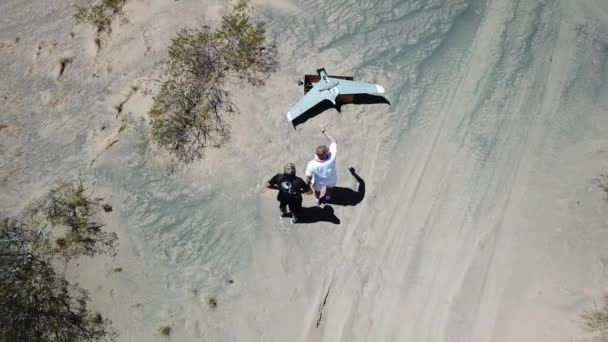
[280,208,291,218]
[317,195,326,206]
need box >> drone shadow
[291,94,391,128]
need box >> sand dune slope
[1,0,608,341]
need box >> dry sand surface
[2,0,608,341]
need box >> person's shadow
[324,167,365,206]
[293,167,365,224]
[296,205,340,224]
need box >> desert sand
[2,0,608,341]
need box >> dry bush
[583,174,608,340]
[149,0,278,169]
[158,325,172,336]
[208,297,218,310]
[217,0,278,86]
[595,174,608,200]
[0,217,117,341]
[27,179,118,261]
[582,292,608,339]
[74,0,128,35]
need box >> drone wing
[285,77,386,123]
[286,86,333,122]
[334,78,385,95]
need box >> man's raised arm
[321,127,336,144]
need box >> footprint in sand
[32,40,76,81]
[56,56,74,80]
[33,40,58,59]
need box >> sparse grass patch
[595,174,608,200]
[159,325,171,336]
[27,179,118,261]
[584,175,608,340]
[118,117,128,133]
[582,292,608,339]
[1,182,119,340]
[74,0,128,35]
[207,297,218,310]
[1,217,118,341]
[149,0,277,170]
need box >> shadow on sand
[296,205,340,224]
[324,167,365,206]
[293,168,365,224]
[292,94,391,128]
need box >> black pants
[278,194,302,218]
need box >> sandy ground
[2,0,608,341]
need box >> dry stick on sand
[90,139,119,167]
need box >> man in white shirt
[305,128,337,204]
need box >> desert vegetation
[595,174,608,200]
[74,0,128,35]
[0,178,118,341]
[26,179,118,261]
[582,292,608,339]
[148,0,277,169]
[582,174,608,340]
[158,325,172,337]
[207,297,218,310]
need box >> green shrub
[159,325,172,336]
[74,0,127,34]
[28,179,118,260]
[149,0,277,169]
[582,292,608,339]
[208,297,218,309]
[0,217,117,341]
[596,174,608,200]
